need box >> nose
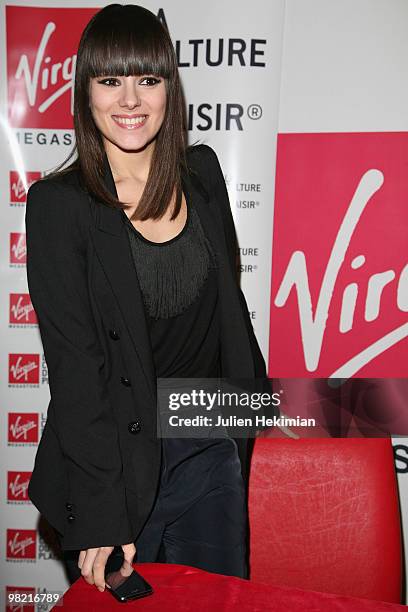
[119,77,141,109]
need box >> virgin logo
[11,176,28,201]
[9,473,30,500]
[14,22,76,115]
[10,171,41,203]
[270,133,407,377]
[275,170,408,378]
[6,587,35,612]
[10,295,36,323]
[8,531,36,558]
[8,599,35,612]
[9,355,39,384]
[10,234,27,263]
[9,414,38,443]
[10,358,37,381]
[7,6,96,128]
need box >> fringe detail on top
[125,205,217,320]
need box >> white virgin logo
[9,474,29,498]
[14,22,76,114]
[274,170,408,378]
[9,532,35,557]
[10,356,38,382]
[10,415,36,440]
[11,176,37,201]
[11,235,26,261]
[11,296,34,322]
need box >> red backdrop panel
[6,6,97,129]
[269,132,408,377]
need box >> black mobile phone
[104,552,153,603]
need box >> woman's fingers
[93,546,114,591]
[80,548,98,585]
[122,542,136,565]
[78,544,135,592]
[79,546,114,590]
[119,543,137,579]
[78,550,86,570]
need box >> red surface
[61,562,405,611]
[248,438,402,602]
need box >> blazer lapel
[90,155,157,403]
[90,150,255,401]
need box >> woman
[26,3,275,593]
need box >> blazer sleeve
[198,145,280,425]
[25,179,133,550]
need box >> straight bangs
[85,11,175,79]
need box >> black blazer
[25,144,271,552]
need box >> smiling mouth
[112,115,148,129]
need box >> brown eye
[140,76,161,86]
[97,78,120,87]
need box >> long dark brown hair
[46,3,187,221]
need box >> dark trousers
[60,437,247,584]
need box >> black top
[121,194,221,378]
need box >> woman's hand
[78,542,137,592]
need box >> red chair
[248,438,402,603]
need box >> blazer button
[65,502,73,511]
[128,421,142,434]
[120,376,131,387]
[109,329,120,341]
[67,514,76,523]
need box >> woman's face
[89,74,167,153]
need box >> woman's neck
[104,138,154,183]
